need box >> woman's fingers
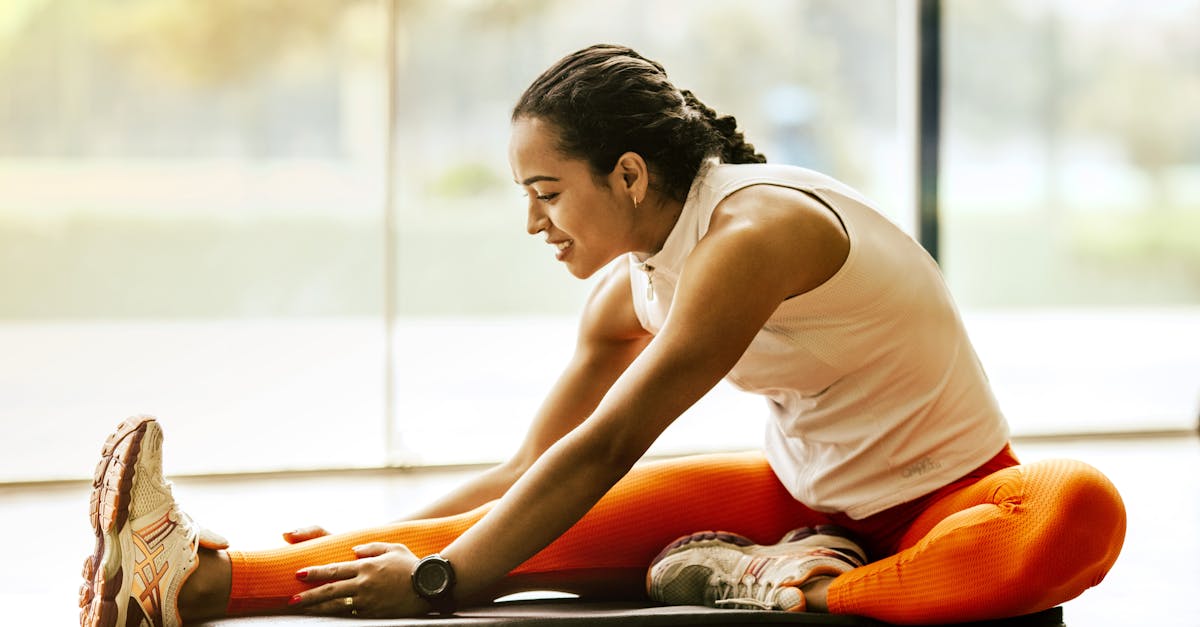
[300,595,361,616]
[292,545,425,618]
[289,582,360,615]
[351,542,413,559]
[295,559,357,583]
[283,525,330,544]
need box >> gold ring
[342,596,354,609]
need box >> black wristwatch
[411,553,457,615]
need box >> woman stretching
[79,44,1125,627]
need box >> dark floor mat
[194,601,1064,626]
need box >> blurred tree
[1068,17,1200,211]
[89,0,379,87]
[463,0,554,27]
[946,2,1050,142]
[0,0,53,59]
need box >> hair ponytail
[513,44,767,202]
[679,90,766,165]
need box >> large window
[0,0,902,480]
[944,0,1200,434]
[4,1,1193,482]
[0,0,390,480]
[385,0,903,465]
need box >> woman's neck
[633,193,685,259]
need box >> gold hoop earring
[632,196,640,210]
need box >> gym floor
[6,434,1196,626]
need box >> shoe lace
[710,574,781,610]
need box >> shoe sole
[651,528,866,567]
[650,530,756,568]
[79,415,155,627]
[780,524,861,545]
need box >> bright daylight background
[1,0,1197,483]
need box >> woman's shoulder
[707,178,841,235]
[701,183,850,300]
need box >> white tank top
[629,161,1009,519]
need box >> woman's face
[509,116,636,279]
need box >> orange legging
[226,446,1125,624]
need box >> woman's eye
[536,193,559,202]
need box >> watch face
[416,560,451,596]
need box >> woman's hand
[282,525,329,544]
[289,543,431,618]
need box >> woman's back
[628,161,1009,518]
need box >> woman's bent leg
[225,451,825,615]
[826,459,1126,624]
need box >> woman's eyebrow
[518,175,560,186]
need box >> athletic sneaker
[647,526,868,612]
[79,415,225,627]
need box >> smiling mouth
[552,239,573,261]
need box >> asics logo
[131,512,178,623]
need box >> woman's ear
[612,152,649,203]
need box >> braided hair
[512,44,766,203]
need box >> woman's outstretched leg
[825,459,1126,624]
[81,415,828,624]
[220,449,827,615]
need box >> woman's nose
[527,205,548,235]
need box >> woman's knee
[1021,459,1126,587]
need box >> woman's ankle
[179,549,233,620]
[801,576,832,613]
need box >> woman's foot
[79,415,226,627]
[646,526,867,612]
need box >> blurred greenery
[0,0,1197,320]
[0,214,382,318]
[90,0,354,88]
[0,208,589,318]
[1072,209,1200,272]
[943,1,1200,306]
[944,209,1200,308]
[430,162,507,200]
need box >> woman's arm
[400,262,652,521]
[284,264,649,544]
[442,186,850,604]
[292,186,848,616]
